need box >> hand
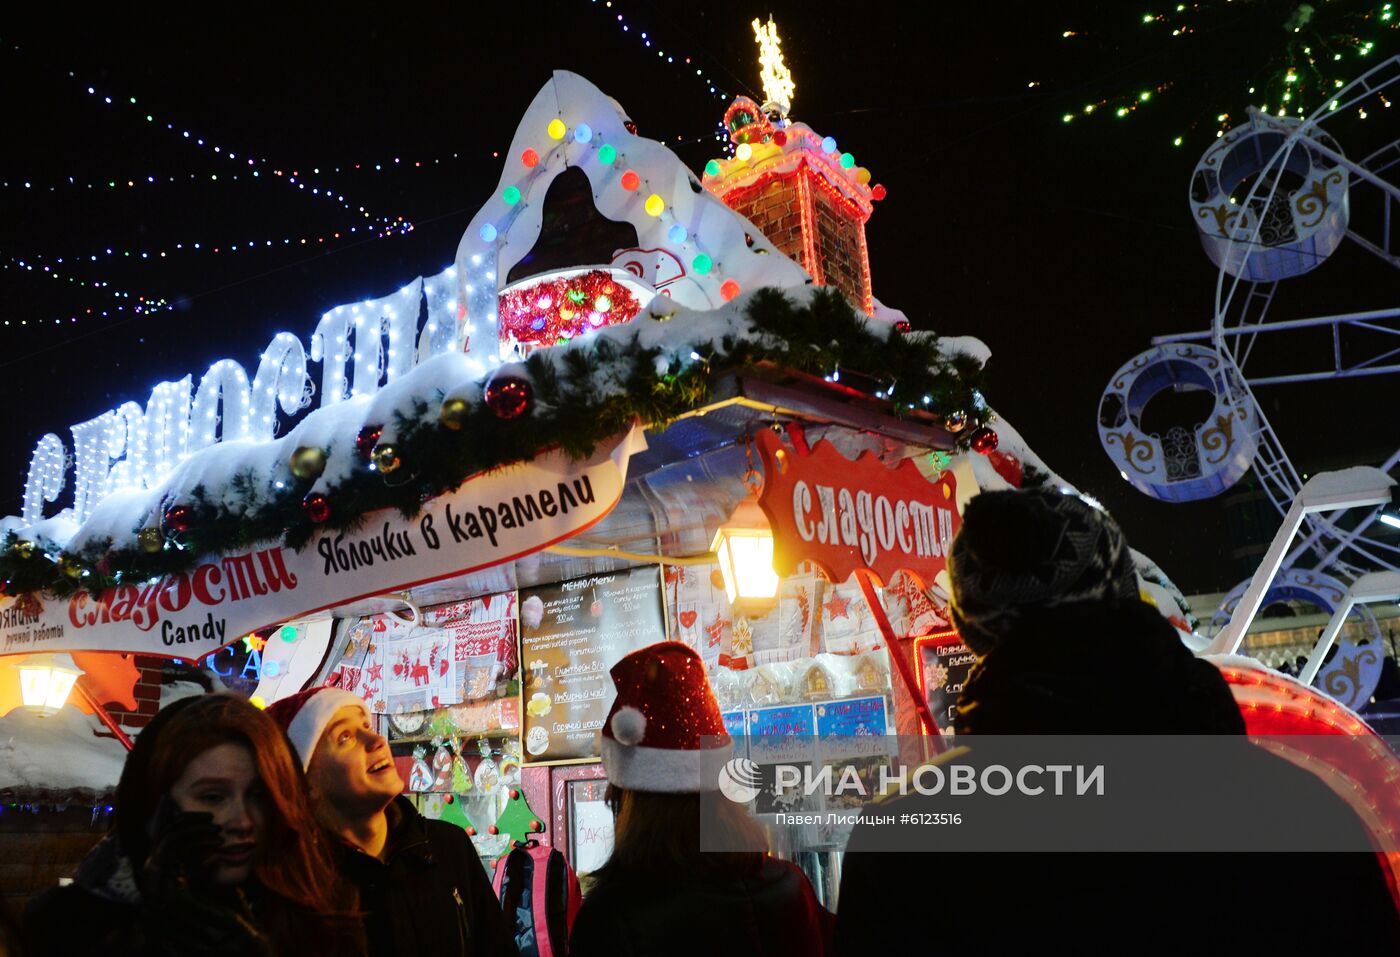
[143,807,223,898]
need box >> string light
[1053,3,1396,143]
[58,71,403,225]
[6,218,412,275]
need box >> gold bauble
[289,446,327,480]
[440,397,471,431]
[138,528,164,553]
[373,444,402,474]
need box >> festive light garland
[0,289,986,599]
[61,74,403,224]
[1055,2,1397,144]
[1,257,173,327]
[584,0,733,144]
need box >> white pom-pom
[611,706,647,746]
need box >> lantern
[710,492,780,617]
[17,653,82,716]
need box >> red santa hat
[600,641,733,793]
[265,687,369,770]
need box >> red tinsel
[497,270,642,348]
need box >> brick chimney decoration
[701,18,881,317]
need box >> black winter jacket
[834,600,1400,953]
[341,796,516,957]
[569,857,831,956]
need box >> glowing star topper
[752,16,795,119]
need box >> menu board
[519,566,666,762]
[919,636,976,735]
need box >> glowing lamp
[620,170,641,191]
[479,223,498,242]
[17,653,82,716]
[710,493,780,617]
[521,149,539,168]
[547,119,567,140]
[856,167,871,184]
[644,194,665,216]
[692,253,713,274]
[840,152,855,169]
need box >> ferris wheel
[1098,55,1400,706]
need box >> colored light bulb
[620,170,641,191]
[736,143,753,161]
[705,159,721,176]
[521,148,539,168]
[668,224,687,243]
[479,223,498,242]
[574,123,593,143]
[503,185,521,205]
[598,144,618,164]
[821,136,837,153]
[692,253,713,274]
[840,152,855,169]
[547,118,567,140]
[645,194,665,216]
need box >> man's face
[306,705,404,818]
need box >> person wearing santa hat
[266,687,516,956]
[568,641,832,956]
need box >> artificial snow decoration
[610,705,647,745]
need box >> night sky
[2,2,1396,595]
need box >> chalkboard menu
[519,566,666,763]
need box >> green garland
[0,289,986,600]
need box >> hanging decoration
[970,426,1000,454]
[483,376,533,421]
[302,492,332,524]
[288,446,327,481]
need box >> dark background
[2,2,1396,595]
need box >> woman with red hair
[24,693,365,956]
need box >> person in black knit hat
[834,488,1400,953]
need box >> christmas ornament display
[356,426,383,460]
[289,445,327,480]
[484,376,533,420]
[943,410,969,433]
[498,270,641,346]
[372,443,402,474]
[970,426,1000,454]
[439,397,471,430]
[302,492,332,524]
[138,528,164,553]
[163,504,193,534]
[871,184,887,201]
[58,556,82,580]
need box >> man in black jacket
[268,687,516,956]
[834,488,1400,952]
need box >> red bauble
[895,320,912,333]
[302,492,332,524]
[484,376,532,420]
[772,130,787,146]
[356,425,383,460]
[970,427,1000,454]
[871,184,887,201]
[164,504,193,534]
[509,788,520,800]
[529,820,543,832]
[620,170,641,191]
[487,825,499,836]
[521,148,539,168]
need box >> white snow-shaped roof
[454,71,810,367]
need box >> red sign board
[754,430,961,588]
